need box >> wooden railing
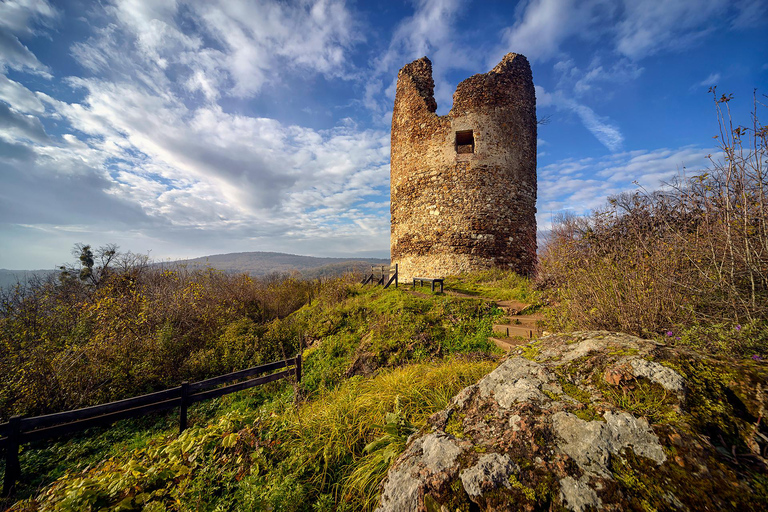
[0,354,301,496]
[362,263,398,289]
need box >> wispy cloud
[536,85,624,152]
[0,74,44,113]
[496,0,761,63]
[537,145,714,230]
[369,0,471,115]
[0,0,392,266]
[493,0,762,153]
[70,0,360,100]
[0,0,57,75]
[694,72,721,89]
[492,0,614,65]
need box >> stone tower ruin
[390,53,537,282]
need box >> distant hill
[166,251,389,278]
[0,252,390,289]
[0,269,57,289]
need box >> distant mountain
[0,252,390,289]
[0,269,57,289]
[166,251,389,278]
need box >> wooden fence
[362,263,398,289]
[0,354,301,496]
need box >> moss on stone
[601,377,679,425]
[557,377,592,404]
[664,355,765,449]
[445,412,466,439]
[507,474,536,501]
[607,444,766,511]
[607,347,640,357]
[542,389,560,401]
[574,407,603,422]
[522,340,541,361]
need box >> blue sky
[0,0,766,269]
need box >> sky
[0,0,766,269]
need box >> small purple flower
[666,331,674,337]
[675,337,681,341]
[736,324,742,332]
[752,355,762,361]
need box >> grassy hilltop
[1,93,766,510]
[1,271,522,510]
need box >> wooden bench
[413,277,444,293]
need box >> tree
[60,243,119,288]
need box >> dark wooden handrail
[1,354,301,496]
[189,369,292,404]
[20,386,181,432]
[189,359,290,392]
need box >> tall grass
[12,360,496,512]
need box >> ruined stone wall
[390,53,537,282]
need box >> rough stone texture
[376,331,768,511]
[627,357,685,393]
[460,453,518,498]
[552,411,665,477]
[477,357,556,408]
[390,54,537,282]
[559,476,602,512]
[376,433,466,512]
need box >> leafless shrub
[539,90,767,344]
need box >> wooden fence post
[3,415,21,496]
[179,382,189,434]
[295,354,302,383]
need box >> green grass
[443,269,542,303]
[0,381,287,509]
[10,360,496,512]
[6,271,532,511]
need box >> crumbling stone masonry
[390,53,537,281]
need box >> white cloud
[0,74,44,113]
[494,0,613,64]
[569,59,644,96]
[731,0,768,28]
[535,85,624,152]
[615,0,731,59]
[537,146,714,230]
[0,101,49,142]
[495,0,760,63]
[695,72,721,89]
[0,1,393,268]
[18,76,389,245]
[68,0,359,102]
[0,0,56,74]
[370,0,471,115]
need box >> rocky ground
[375,331,768,511]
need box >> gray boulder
[376,331,768,511]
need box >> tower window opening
[456,130,474,154]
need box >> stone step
[504,314,541,323]
[497,318,538,329]
[492,324,537,338]
[489,337,531,351]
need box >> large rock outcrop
[376,332,768,511]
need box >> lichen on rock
[460,453,519,498]
[376,331,768,511]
